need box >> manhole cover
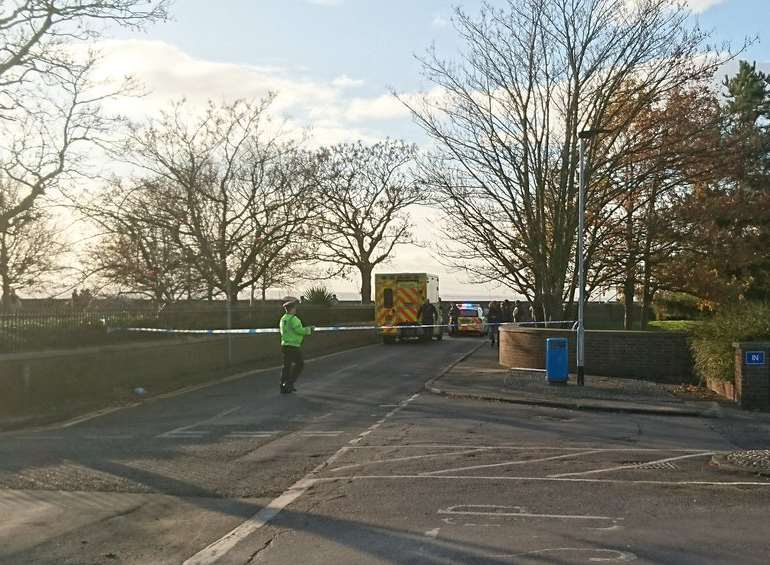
[622,461,679,471]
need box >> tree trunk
[261,285,267,301]
[623,198,636,331]
[0,235,11,313]
[640,170,662,330]
[359,264,374,304]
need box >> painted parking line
[158,431,210,439]
[157,407,240,439]
[310,474,770,487]
[183,393,421,565]
[489,548,637,562]
[330,448,491,473]
[438,504,621,521]
[548,452,716,478]
[344,445,726,452]
[226,431,281,439]
[422,450,604,476]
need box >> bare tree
[0,1,169,230]
[250,243,308,303]
[83,180,207,305]
[314,140,422,303]
[119,97,318,304]
[404,0,734,320]
[0,176,67,309]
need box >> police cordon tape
[107,320,577,336]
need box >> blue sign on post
[745,351,766,366]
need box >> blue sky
[105,0,770,299]
[119,0,768,92]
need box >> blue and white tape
[108,320,576,336]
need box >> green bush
[691,301,770,383]
[654,292,705,320]
[302,286,335,305]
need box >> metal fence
[0,304,375,354]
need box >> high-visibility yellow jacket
[280,314,312,347]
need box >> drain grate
[622,461,679,471]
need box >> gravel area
[725,450,770,472]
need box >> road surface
[1,337,770,564]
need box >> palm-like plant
[302,286,335,305]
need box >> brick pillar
[734,342,770,409]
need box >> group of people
[278,295,528,395]
[485,299,521,347]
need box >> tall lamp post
[576,128,610,386]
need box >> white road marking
[82,435,134,440]
[226,431,280,438]
[423,450,603,476]
[330,449,490,473]
[57,405,138,429]
[588,524,625,532]
[183,393,421,565]
[438,504,620,521]
[310,474,770,487]
[346,445,726,452]
[489,548,637,562]
[158,431,209,439]
[424,528,440,538]
[15,436,65,440]
[158,407,239,438]
[548,452,715,478]
[299,431,344,437]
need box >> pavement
[427,343,721,417]
[2,336,770,564]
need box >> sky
[101,0,770,301]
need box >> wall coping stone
[0,336,220,363]
[1,321,376,363]
[500,327,686,336]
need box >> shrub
[691,301,770,383]
[654,292,708,320]
[302,286,335,305]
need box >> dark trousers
[281,345,304,388]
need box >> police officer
[279,298,313,394]
[419,298,437,341]
[449,303,460,335]
[487,301,502,347]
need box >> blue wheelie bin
[546,338,568,384]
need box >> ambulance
[374,273,443,344]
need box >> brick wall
[499,327,693,384]
[734,343,770,409]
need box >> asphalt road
[2,337,770,564]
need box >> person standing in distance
[419,298,437,341]
[279,298,313,394]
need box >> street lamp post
[576,128,610,386]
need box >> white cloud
[331,74,365,88]
[686,0,725,13]
[432,15,450,28]
[626,0,725,15]
[305,0,344,5]
[345,94,411,122]
[90,39,417,146]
